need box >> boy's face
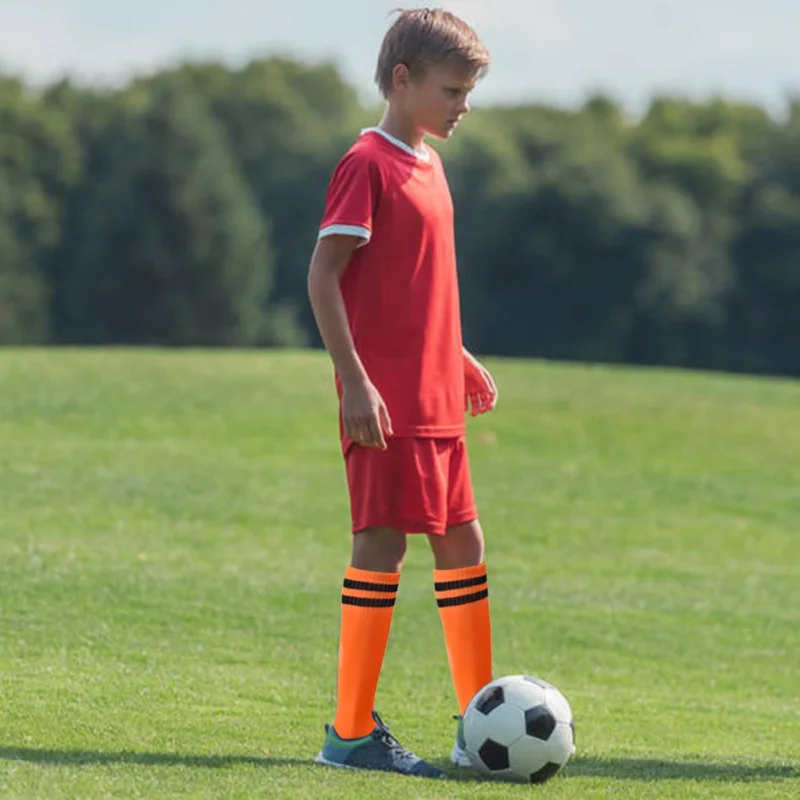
[402,61,476,140]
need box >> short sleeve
[319,150,381,246]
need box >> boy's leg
[425,436,492,768]
[430,520,492,768]
[429,520,493,715]
[333,527,405,739]
[318,442,444,778]
[429,436,493,714]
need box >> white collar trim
[361,127,431,162]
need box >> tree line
[1,59,799,376]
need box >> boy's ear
[391,63,411,92]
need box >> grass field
[0,349,798,799]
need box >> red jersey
[319,127,465,442]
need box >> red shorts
[344,436,477,536]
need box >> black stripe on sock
[436,588,488,608]
[434,574,487,593]
[343,578,399,593]
[342,595,397,608]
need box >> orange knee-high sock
[332,566,400,739]
[435,562,493,715]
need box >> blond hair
[375,8,490,98]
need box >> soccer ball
[462,674,575,783]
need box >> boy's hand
[341,377,394,449]
[464,348,498,417]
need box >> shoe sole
[315,752,357,770]
[317,751,445,779]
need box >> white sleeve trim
[319,224,371,246]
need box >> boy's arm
[308,235,367,386]
[307,235,393,449]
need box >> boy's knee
[429,519,485,570]
[351,527,407,572]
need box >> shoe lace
[371,710,389,731]
[371,712,416,759]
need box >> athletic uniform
[319,127,476,535]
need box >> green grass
[0,348,798,799]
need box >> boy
[308,8,497,779]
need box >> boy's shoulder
[338,130,387,162]
[328,131,387,184]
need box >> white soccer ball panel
[464,702,525,751]
[547,721,576,764]
[544,685,573,724]
[521,674,554,691]
[498,675,547,711]
[462,710,490,754]
[507,734,551,778]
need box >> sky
[2,0,800,112]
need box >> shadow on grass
[3,748,796,784]
[0,747,307,769]
[564,757,796,783]
[434,756,797,784]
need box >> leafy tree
[58,80,278,345]
[0,75,80,341]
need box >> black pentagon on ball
[476,686,504,715]
[530,762,563,784]
[525,705,557,740]
[478,739,510,771]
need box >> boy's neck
[377,106,426,154]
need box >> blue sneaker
[450,714,471,768]
[315,711,445,779]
